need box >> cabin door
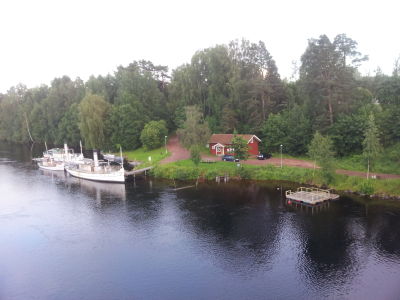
[216,146,224,156]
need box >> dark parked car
[256,153,272,160]
[222,155,239,162]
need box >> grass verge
[273,152,400,175]
[123,147,170,167]
[151,160,400,197]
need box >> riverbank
[151,160,400,199]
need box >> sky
[0,0,399,93]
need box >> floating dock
[285,187,339,205]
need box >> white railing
[286,187,332,203]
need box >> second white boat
[65,150,125,183]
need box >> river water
[1,143,400,300]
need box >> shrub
[190,146,201,166]
[236,166,251,179]
[140,120,168,150]
[359,181,374,195]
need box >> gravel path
[160,135,190,164]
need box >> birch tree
[363,113,381,179]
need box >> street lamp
[164,136,168,154]
[280,144,283,169]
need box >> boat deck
[286,187,339,205]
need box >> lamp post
[280,144,283,169]
[164,136,168,154]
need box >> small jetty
[285,187,339,205]
[216,174,229,183]
[125,166,153,176]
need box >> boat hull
[38,163,65,171]
[65,168,125,183]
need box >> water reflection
[174,182,284,274]
[40,169,127,203]
[292,203,359,295]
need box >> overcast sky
[0,0,399,93]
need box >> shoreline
[150,161,400,200]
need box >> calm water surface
[1,143,400,300]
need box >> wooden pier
[216,174,229,183]
[285,187,339,205]
[124,166,153,176]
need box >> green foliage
[79,93,110,149]
[177,106,211,148]
[107,104,144,151]
[55,103,81,145]
[300,34,365,130]
[43,76,85,141]
[140,120,168,150]
[379,105,400,146]
[123,146,169,165]
[329,112,367,156]
[168,39,287,134]
[308,132,336,184]
[190,146,201,166]
[363,113,382,171]
[236,166,251,179]
[262,104,311,155]
[359,181,374,195]
[231,135,249,160]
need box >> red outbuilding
[208,134,261,156]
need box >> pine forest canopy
[1,35,400,159]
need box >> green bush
[236,166,251,179]
[204,169,219,180]
[140,120,168,150]
[190,146,201,166]
[359,181,374,195]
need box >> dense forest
[1,34,399,158]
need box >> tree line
[0,34,399,159]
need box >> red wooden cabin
[208,134,261,156]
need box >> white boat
[38,159,65,171]
[65,150,125,183]
[34,142,84,171]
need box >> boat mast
[93,150,99,167]
[120,146,123,167]
[64,143,70,162]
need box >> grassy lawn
[271,152,311,161]
[123,147,170,165]
[273,151,400,175]
[175,159,249,172]
[335,154,400,175]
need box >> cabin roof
[209,134,261,145]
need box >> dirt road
[160,135,190,164]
